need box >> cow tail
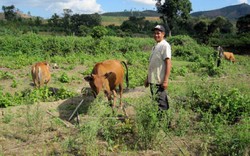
[31,66,36,75]
[38,66,42,85]
[121,61,129,88]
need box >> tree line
[1,3,250,54]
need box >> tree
[156,0,192,36]
[207,16,227,35]
[120,16,153,35]
[34,17,42,26]
[220,20,233,34]
[194,20,208,43]
[2,5,17,21]
[91,26,108,38]
[236,14,250,34]
[48,13,61,27]
[70,13,101,36]
[62,9,72,34]
[78,25,91,36]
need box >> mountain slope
[102,10,160,17]
[191,3,250,19]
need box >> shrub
[0,71,14,80]
[91,26,108,38]
[190,85,250,124]
[169,35,216,62]
[59,72,70,83]
[211,117,250,155]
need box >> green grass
[101,16,161,26]
[101,16,128,26]
[0,35,249,155]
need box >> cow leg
[40,80,44,88]
[33,79,39,88]
[112,90,117,108]
[119,84,123,109]
[119,84,128,116]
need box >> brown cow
[84,60,129,109]
[217,46,236,63]
[31,62,51,88]
[223,52,236,63]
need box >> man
[217,46,224,67]
[145,25,172,111]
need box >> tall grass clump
[78,93,112,155]
[133,96,164,150]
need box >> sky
[0,0,249,19]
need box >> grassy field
[0,35,249,155]
[101,16,160,26]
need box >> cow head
[84,72,112,98]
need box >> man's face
[153,30,165,42]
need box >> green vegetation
[0,34,249,155]
[0,3,249,154]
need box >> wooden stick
[68,99,84,121]
[46,110,71,128]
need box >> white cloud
[130,0,156,5]
[46,0,102,14]
[238,0,248,3]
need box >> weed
[2,110,14,123]
[59,72,70,83]
[134,96,162,150]
[10,79,18,88]
[24,104,44,135]
[0,71,14,80]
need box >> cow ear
[104,72,112,79]
[84,75,93,82]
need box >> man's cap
[152,25,165,32]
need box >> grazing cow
[223,52,236,63]
[84,60,129,109]
[217,46,236,63]
[31,62,51,88]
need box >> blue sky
[0,0,249,19]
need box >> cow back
[223,52,236,62]
[31,62,51,87]
[92,60,124,90]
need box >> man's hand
[144,78,149,88]
[162,80,168,90]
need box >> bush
[190,85,250,124]
[91,26,108,38]
[169,35,216,62]
[209,117,250,155]
[59,72,70,83]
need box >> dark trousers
[150,84,169,110]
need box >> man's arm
[162,58,172,89]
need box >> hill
[191,3,250,20]
[102,10,160,17]
[0,11,33,20]
[102,3,250,20]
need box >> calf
[84,60,129,109]
[31,62,51,88]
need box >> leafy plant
[11,79,17,88]
[0,71,14,80]
[59,72,70,83]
